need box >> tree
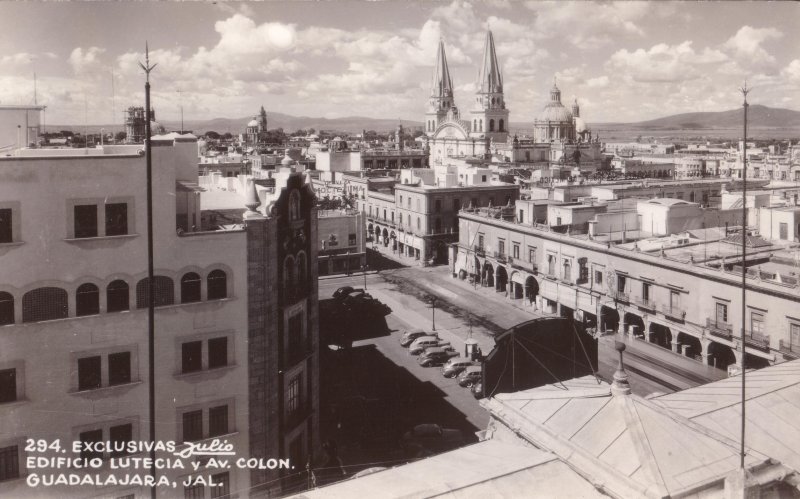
[115,131,127,142]
[60,130,74,138]
[205,131,220,140]
[223,132,233,140]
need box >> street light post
[361,264,369,290]
[429,295,437,331]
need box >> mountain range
[51,105,800,135]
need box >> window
[0,292,13,325]
[136,276,175,308]
[105,203,128,236]
[207,270,227,300]
[184,482,204,499]
[182,341,203,373]
[512,244,520,259]
[109,423,133,457]
[287,375,301,416]
[79,429,103,460]
[74,204,98,238]
[108,352,131,386]
[348,233,356,246]
[107,280,130,312]
[181,273,202,304]
[497,239,505,257]
[519,209,524,223]
[287,314,303,363]
[577,259,588,284]
[528,247,536,263]
[0,369,16,403]
[477,235,484,250]
[594,270,603,286]
[780,222,788,240]
[0,445,19,482]
[453,199,461,211]
[209,472,230,499]
[547,255,556,276]
[642,283,651,302]
[22,287,68,322]
[670,291,680,310]
[208,405,229,437]
[182,410,203,442]
[751,312,765,334]
[482,175,487,182]
[562,260,572,281]
[0,209,12,243]
[78,356,102,391]
[208,337,228,370]
[416,217,420,230]
[471,197,478,207]
[435,199,442,213]
[399,195,403,205]
[617,275,627,293]
[791,323,800,347]
[76,283,100,316]
[716,303,728,324]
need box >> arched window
[473,119,477,132]
[296,253,307,297]
[207,270,227,300]
[284,257,295,300]
[563,260,572,281]
[76,283,100,316]
[479,119,483,132]
[107,280,129,312]
[289,190,301,221]
[489,119,495,132]
[23,287,68,322]
[499,119,504,132]
[136,276,174,308]
[181,273,202,303]
[0,292,14,325]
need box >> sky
[1,1,798,126]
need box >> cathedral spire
[478,30,502,93]
[431,39,454,99]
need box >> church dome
[247,118,259,127]
[536,103,573,123]
[574,116,588,133]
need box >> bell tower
[470,30,509,143]
[425,40,455,137]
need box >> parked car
[333,286,363,300]
[442,358,478,378]
[418,347,459,367]
[471,381,484,399]
[457,366,482,387]
[343,292,391,317]
[400,329,434,347]
[408,337,449,355]
[400,424,464,457]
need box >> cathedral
[244,105,269,148]
[425,31,602,176]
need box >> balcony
[473,245,486,257]
[508,257,538,274]
[779,340,800,358]
[634,297,657,312]
[493,251,507,263]
[706,318,733,340]
[613,291,629,303]
[744,330,770,352]
[660,304,686,321]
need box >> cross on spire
[138,42,158,83]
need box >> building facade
[0,136,319,497]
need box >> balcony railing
[508,257,538,274]
[613,291,629,303]
[706,318,733,340]
[634,297,657,311]
[473,245,485,257]
[779,340,800,358]
[744,329,770,351]
[493,251,507,263]
[660,303,686,321]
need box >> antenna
[111,70,116,132]
[33,72,37,105]
[177,88,184,133]
[738,80,750,471]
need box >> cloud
[782,59,800,82]
[69,47,106,74]
[606,41,728,83]
[723,26,782,62]
[585,76,609,88]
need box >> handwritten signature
[173,439,235,459]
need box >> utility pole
[139,42,158,499]
[739,81,750,471]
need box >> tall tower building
[470,30,509,143]
[425,40,455,137]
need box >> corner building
[0,135,318,498]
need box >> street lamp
[100,128,105,147]
[428,295,438,331]
[361,264,369,290]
